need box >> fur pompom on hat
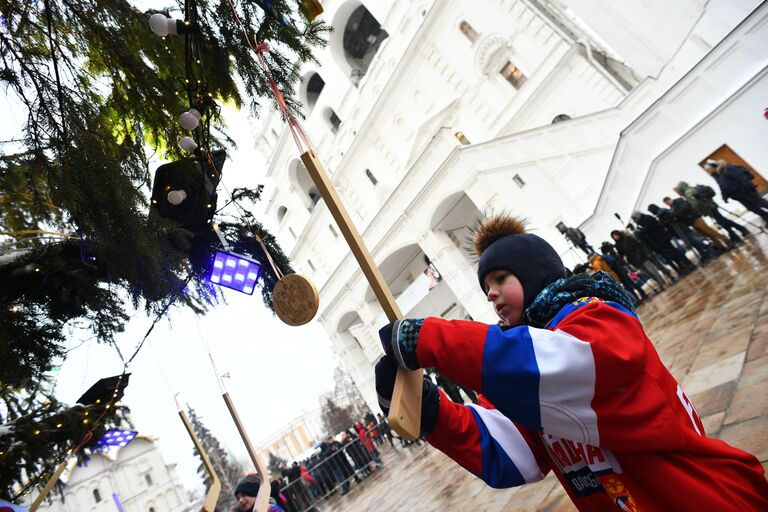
[234,473,261,497]
[474,214,566,310]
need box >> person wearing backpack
[663,196,731,251]
[673,181,749,243]
[630,210,695,275]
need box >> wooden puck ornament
[255,234,319,326]
[272,273,319,326]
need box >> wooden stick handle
[179,410,221,512]
[29,458,69,511]
[222,392,271,512]
[301,150,422,440]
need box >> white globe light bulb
[149,14,170,37]
[179,109,201,130]
[167,190,188,205]
[178,136,198,153]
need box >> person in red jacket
[375,214,768,511]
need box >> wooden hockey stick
[222,392,271,512]
[301,150,422,440]
[179,409,221,512]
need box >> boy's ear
[472,214,527,257]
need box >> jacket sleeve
[416,301,696,452]
[426,390,548,488]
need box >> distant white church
[24,436,194,512]
[254,0,768,410]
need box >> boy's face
[236,492,255,511]
[484,270,525,327]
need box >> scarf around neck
[523,271,637,328]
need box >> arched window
[326,108,342,134]
[145,473,153,486]
[308,187,321,209]
[149,508,156,512]
[93,489,102,503]
[277,205,288,223]
[289,159,322,210]
[304,73,325,112]
[342,5,388,83]
[459,21,478,43]
[365,169,377,186]
[551,114,572,124]
[500,61,526,89]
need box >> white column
[420,230,496,324]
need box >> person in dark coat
[663,196,730,251]
[320,439,350,495]
[330,437,356,489]
[674,180,749,243]
[376,413,395,445]
[647,203,714,262]
[630,211,695,275]
[610,230,667,290]
[556,222,595,256]
[706,160,768,226]
[599,242,647,302]
[344,428,372,476]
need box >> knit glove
[374,354,440,437]
[378,318,424,371]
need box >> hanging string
[193,314,227,395]
[124,275,193,367]
[222,0,314,155]
[254,233,284,280]
[252,41,314,154]
[148,338,178,405]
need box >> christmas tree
[187,407,244,510]
[267,451,289,476]
[0,0,329,500]
[319,396,357,438]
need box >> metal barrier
[276,421,407,512]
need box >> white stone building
[255,0,768,410]
[25,437,192,512]
[255,406,325,463]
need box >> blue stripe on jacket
[481,325,542,431]
[469,407,528,488]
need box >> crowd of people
[563,159,767,304]
[260,412,410,512]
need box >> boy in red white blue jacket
[375,215,768,511]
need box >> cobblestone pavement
[321,231,768,512]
